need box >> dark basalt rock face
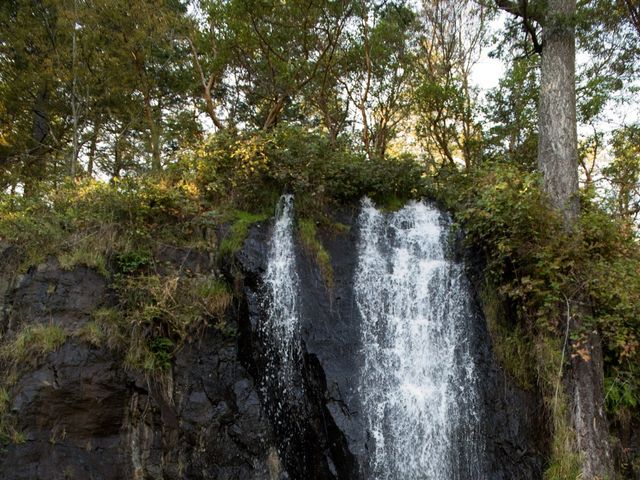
[0,205,548,480]
[235,212,363,480]
[0,247,282,480]
[236,208,547,480]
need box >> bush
[176,125,428,215]
[439,160,640,476]
[0,176,213,272]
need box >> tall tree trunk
[143,97,161,172]
[569,328,613,479]
[24,86,50,196]
[539,2,613,478]
[497,1,614,477]
[69,0,79,178]
[87,118,101,178]
[538,0,579,228]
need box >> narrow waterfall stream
[354,198,485,480]
[263,194,301,387]
[260,194,305,463]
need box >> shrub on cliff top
[174,125,428,214]
[441,160,640,474]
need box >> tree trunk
[143,98,161,172]
[538,0,579,227]
[87,119,101,178]
[539,2,613,478]
[24,86,50,195]
[262,97,285,130]
[570,329,614,479]
[69,0,79,178]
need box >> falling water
[355,198,485,480]
[260,194,305,463]
[263,194,301,384]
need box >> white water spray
[355,198,485,480]
[260,194,305,458]
[263,194,301,384]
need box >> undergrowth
[440,160,640,478]
[298,218,334,288]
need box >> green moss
[0,388,24,445]
[2,324,67,365]
[535,338,582,480]
[481,284,535,390]
[298,218,334,288]
[219,210,269,258]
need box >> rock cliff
[0,206,548,479]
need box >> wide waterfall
[354,198,485,480]
[259,195,487,479]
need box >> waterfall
[260,194,304,460]
[355,198,485,480]
[263,194,301,384]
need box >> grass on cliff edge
[1,324,67,366]
[0,177,217,273]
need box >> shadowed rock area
[0,204,547,479]
[0,247,283,480]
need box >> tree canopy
[1,1,640,478]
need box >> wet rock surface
[0,205,547,480]
[237,208,547,479]
[0,256,281,480]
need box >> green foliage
[298,219,334,288]
[1,324,67,366]
[448,162,640,401]
[440,160,640,477]
[147,337,174,372]
[180,125,427,214]
[605,369,639,412]
[0,176,213,272]
[601,124,640,220]
[116,250,152,274]
[483,56,540,168]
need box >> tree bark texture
[538,0,579,227]
[539,1,614,477]
[570,330,614,479]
